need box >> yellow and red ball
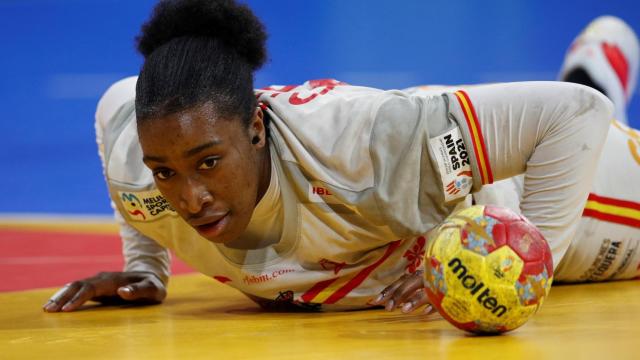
[424,205,553,334]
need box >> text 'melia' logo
[121,193,146,220]
[118,190,177,221]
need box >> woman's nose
[179,178,214,214]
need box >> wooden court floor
[1,220,640,359]
[1,276,639,359]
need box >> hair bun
[136,0,267,70]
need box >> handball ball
[424,205,553,334]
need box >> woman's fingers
[400,288,432,314]
[371,273,411,306]
[42,271,166,312]
[390,270,425,308]
[370,270,437,314]
[116,275,166,303]
[60,283,98,312]
[371,271,429,312]
[43,281,96,312]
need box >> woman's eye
[154,169,175,180]
[198,157,218,170]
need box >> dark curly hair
[135,0,268,126]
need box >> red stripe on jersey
[323,240,403,305]
[461,90,494,184]
[583,208,640,229]
[300,277,339,303]
[454,90,494,184]
[587,193,640,211]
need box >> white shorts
[557,121,640,281]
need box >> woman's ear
[249,106,267,148]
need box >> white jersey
[407,85,640,281]
[96,77,611,310]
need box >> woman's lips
[192,212,230,239]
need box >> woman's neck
[255,142,271,205]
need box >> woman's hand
[370,270,436,314]
[42,271,166,312]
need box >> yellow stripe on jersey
[583,193,640,228]
[454,91,493,184]
[585,201,640,219]
[307,277,353,304]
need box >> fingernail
[121,287,133,295]
[61,304,71,312]
[374,294,384,304]
[385,299,395,311]
[402,302,413,313]
[43,301,54,312]
[424,305,433,314]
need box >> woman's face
[138,102,269,244]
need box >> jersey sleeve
[367,92,456,235]
[115,211,171,284]
[445,82,613,268]
[95,77,171,284]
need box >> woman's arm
[42,78,171,312]
[446,81,613,268]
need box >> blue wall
[1,0,639,215]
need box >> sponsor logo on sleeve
[118,190,177,221]
[429,127,473,202]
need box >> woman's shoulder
[96,76,138,128]
[96,77,152,187]
[257,79,426,126]
[257,79,385,107]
